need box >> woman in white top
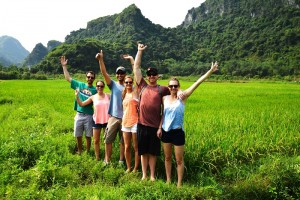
[158,62,218,187]
[75,80,110,160]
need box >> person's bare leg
[174,145,184,188]
[86,137,91,152]
[123,132,132,172]
[163,143,173,184]
[93,128,101,160]
[119,143,125,162]
[119,127,125,162]
[141,154,149,180]
[76,136,83,155]
[105,143,112,163]
[149,155,157,181]
[132,133,140,172]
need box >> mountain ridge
[2,0,300,78]
[0,35,29,66]
[34,0,298,77]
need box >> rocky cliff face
[23,43,48,66]
[182,0,300,27]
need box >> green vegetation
[0,79,299,199]
[2,0,299,78]
[28,1,300,78]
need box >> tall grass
[0,79,299,199]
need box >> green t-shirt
[71,79,97,115]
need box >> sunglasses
[86,76,95,79]
[125,81,133,84]
[96,85,104,88]
[116,71,125,75]
[168,85,179,89]
[147,72,158,76]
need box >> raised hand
[211,61,218,72]
[122,54,133,60]
[138,43,147,51]
[95,50,103,61]
[60,56,68,66]
[75,88,79,96]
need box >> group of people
[60,43,218,187]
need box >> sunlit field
[0,79,299,199]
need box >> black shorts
[161,128,185,146]
[137,124,161,156]
[93,121,108,129]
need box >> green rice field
[0,79,299,199]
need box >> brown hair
[96,80,105,87]
[86,71,95,78]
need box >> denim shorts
[93,122,107,129]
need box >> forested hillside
[28,0,300,77]
[23,40,62,67]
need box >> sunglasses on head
[125,81,133,84]
[86,76,95,79]
[96,85,104,88]
[168,85,179,89]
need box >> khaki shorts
[104,116,123,144]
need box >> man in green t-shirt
[60,56,97,155]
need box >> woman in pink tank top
[75,80,110,160]
[121,76,140,173]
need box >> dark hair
[86,71,95,78]
[169,77,180,87]
[96,80,105,87]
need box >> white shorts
[121,124,137,133]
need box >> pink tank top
[93,94,110,124]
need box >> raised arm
[122,54,137,84]
[75,89,93,107]
[95,50,112,86]
[60,56,72,83]
[122,54,135,70]
[133,43,147,84]
[183,62,218,101]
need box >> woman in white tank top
[158,62,218,188]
